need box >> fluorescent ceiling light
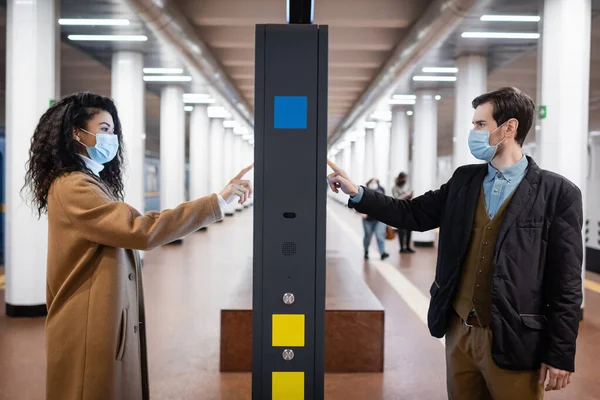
[183,93,214,104]
[234,126,249,135]
[183,93,211,98]
[480,15,540,22]
[461,32,540,39]
[413,75,457,82]
[392,94,416,100]
[208,106,231,119]
[406,111,414,116]
[435,95,442,101]
[182,98,215,104]
[223,120,238,128]
[143,75,192,82]
[68,34,148,41]
[59,18,130,26]
[422,67,458,73]
[144,68,183,74]
[184,106,194,112]
[389,99,416,105]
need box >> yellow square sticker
[272,371,304,400]
[272,314,305,347]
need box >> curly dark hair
[23,92,125,217]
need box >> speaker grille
[282,242,297,256]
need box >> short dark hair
[472,87,535,146]
[395,172,407,187]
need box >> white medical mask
[78,128,119,165]
[367,183,378,190]
[468,121,508,162]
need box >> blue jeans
[362,219,386,255]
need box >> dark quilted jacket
[349,157,583,372]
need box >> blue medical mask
[468,122,508,162]
[78,128,119,164]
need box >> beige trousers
[445,313,544,400]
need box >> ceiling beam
[182,0,425,28]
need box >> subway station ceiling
[2,0,600,157]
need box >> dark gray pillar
[253,24,328,400]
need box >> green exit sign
[539,105,547,119]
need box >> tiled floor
[1,200,600,399]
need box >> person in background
[23,92,253,400]
[392,172,415,253]
[361,178,389,261]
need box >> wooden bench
[220,258,384,373]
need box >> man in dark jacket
[327,87,583,399]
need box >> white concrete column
[160,86,186,213]
[352,133,366,186]
[5,0,57,316]
[243,140,254,207]
[537,0,591,309]
[222,127,236,216]
[413,91,438,246]
[232,134,244,211]
[189,105,210,200]
[341,145,351,175]
[390,107,410,188]
[350,140,358,187]
[111,51,145,258]
[453,55,487,169]
[374,121,392,190]
[111,52,145,213]
[363,127,375,184]
[208,117,225,195]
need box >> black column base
[6,303,47,318]
[165,239,183,245]
[585,247,600,273]
[413,241,434,248]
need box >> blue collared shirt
[483,155,529,219]
[350,156,529,218]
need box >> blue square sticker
[274,96,307,129]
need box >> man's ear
[506,118,519,138]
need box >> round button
[486,227,492,231]
[476,284,481,288]
[128,273,135,281]
[481,256,485,261]
[282,349,295,361]
[473,299,480,304]
[477,269,483,275]
[484,241,489,246]
[283,293,295,305]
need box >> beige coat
[45,172,223,400]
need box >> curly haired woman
[23,92,252,400]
